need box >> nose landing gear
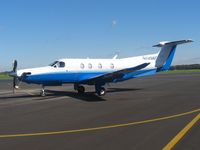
[40,85,46,96]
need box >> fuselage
[17,54,158,86]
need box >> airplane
[5,39,193,96]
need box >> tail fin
[154,39,193,71]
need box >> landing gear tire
[40,90,46,97]
[40,85,46,96]
[77,86,85,94]
[97,87,106,96]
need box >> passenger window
[110,63,114,69]
[88,63,92,69]
[98,63,102,69]
[80,63,84,69]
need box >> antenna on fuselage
[112,54,118,59]
[112,50,120,59]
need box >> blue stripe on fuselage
[22,72,106,85]
[22,69,157,85]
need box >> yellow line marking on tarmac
[0,108,199,139]
[163,113,200,150]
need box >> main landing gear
[74,84,85,94]
[96,87,106,96]
[74,84,106,96]
[95,85,106,96]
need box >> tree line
[170,64,200,70]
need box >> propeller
[13,60,17,73]
[5,60,19,93]
[0,60,30,94]
[12,60,18,93]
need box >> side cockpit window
[59,61,65,68]
[49,61,65,68]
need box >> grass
[160,69,200,74]
[0,73,12,80]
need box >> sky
[0,0,200,71]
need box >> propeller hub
[8,71,17,77]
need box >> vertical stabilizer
[153,39,193,71]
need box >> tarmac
[0,73,199,150]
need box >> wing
[80,63,150,85]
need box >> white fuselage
[17,54,157,77]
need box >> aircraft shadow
[45,87,142,102]
[0,94,39,100]
[107,88,142,93]
[0,87,142,102]
[0,91,104,102]
[45,90,106,102]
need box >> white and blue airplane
[7,39,192,96]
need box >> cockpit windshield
[49,61,59,67]
[49,61,65,68]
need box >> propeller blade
[12,60,18,94]
[13,77,16,93]
[1,60,19,94]
[13,60,17,72]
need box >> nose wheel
[40,85,46,96]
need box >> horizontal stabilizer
[153,39,193,47]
